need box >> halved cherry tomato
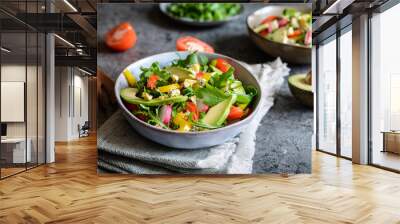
[288,29,302,39]
[227,106,244,121]
[259,29,269,37]
[105,22,136,52]
[186,102,199,121]
[176,36,214,53]
[261,16,278,24]
[196,72,204,79]
[213,58,231,73]
[147,74,159,89]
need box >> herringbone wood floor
[1,135,400,224]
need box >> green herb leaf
[194,84,229,106]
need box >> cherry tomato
[105,22,137,52]
[186,102,199,121]
[259,29,269,37]
[227,106,244,121]
[196,72,204,79]
[176,36,214,53]
[288,29,302,39]
[261,16,278,24]
[214,58,231,73]
[147,74,159,89]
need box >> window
[370,2,400,171]
[339,28,352,158]
[317,36,337,154]
[0,2,46,179]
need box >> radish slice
[305,30,312,45]
[160,104,172,125]
[196,100,209,113]
[278,18,288,27]
[125,103,138,111]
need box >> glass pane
[371,3,400,171]
[340,29,352,158]
[27,31,38,169]
[1,31,27,177]
[317,37,337,154]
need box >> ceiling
[0,0,97,72]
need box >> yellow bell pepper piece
[173,112,192,132]
[123,69,136,87]
[238,103,248,110]
[158,83,181,93]
[202,72,212,81]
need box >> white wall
[54,67,89,141]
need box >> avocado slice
[202,95,237,126]
[288,74,313,108]
[165,67,194,81]
[268,27,288,43]
[120,88,188,106]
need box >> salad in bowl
[119,52,258,132]
[253,8,312,47]
[115,51,261,149]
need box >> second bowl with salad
[115,51,261,149]
[160,3,243,27]
[247,5,312,64]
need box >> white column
[46,33,55,163]
[45,0,55,163]
[352,14,369,164]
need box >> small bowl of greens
[115,51,261,149]
[247,5,312,64]
[160,3,243,27]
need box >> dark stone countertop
[97,3,312,174]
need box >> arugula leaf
[211,67,234,89]
[182,87,195,97]
[191,120,221,129]
[194,84,229,106]
[245,85,258,97]
[185,52,199,65]
[198,54,209,65]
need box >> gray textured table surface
[97,3,312,173]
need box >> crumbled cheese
[183,79,197,88]
[169,89,180,97]
[171,74,179,83]
[158,95,167,100]
[291,17,299,28]
[288,27,294,35]
[190,96,197,104]
[270,20,279,31]
[190,64,201,73]
[142,92,153,101]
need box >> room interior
[0,0,96,179]
[0,0,399,222]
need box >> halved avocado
[120,88,187,106]
[165,67,194,81]
[288,74,313,108]
[202,95,237,127]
